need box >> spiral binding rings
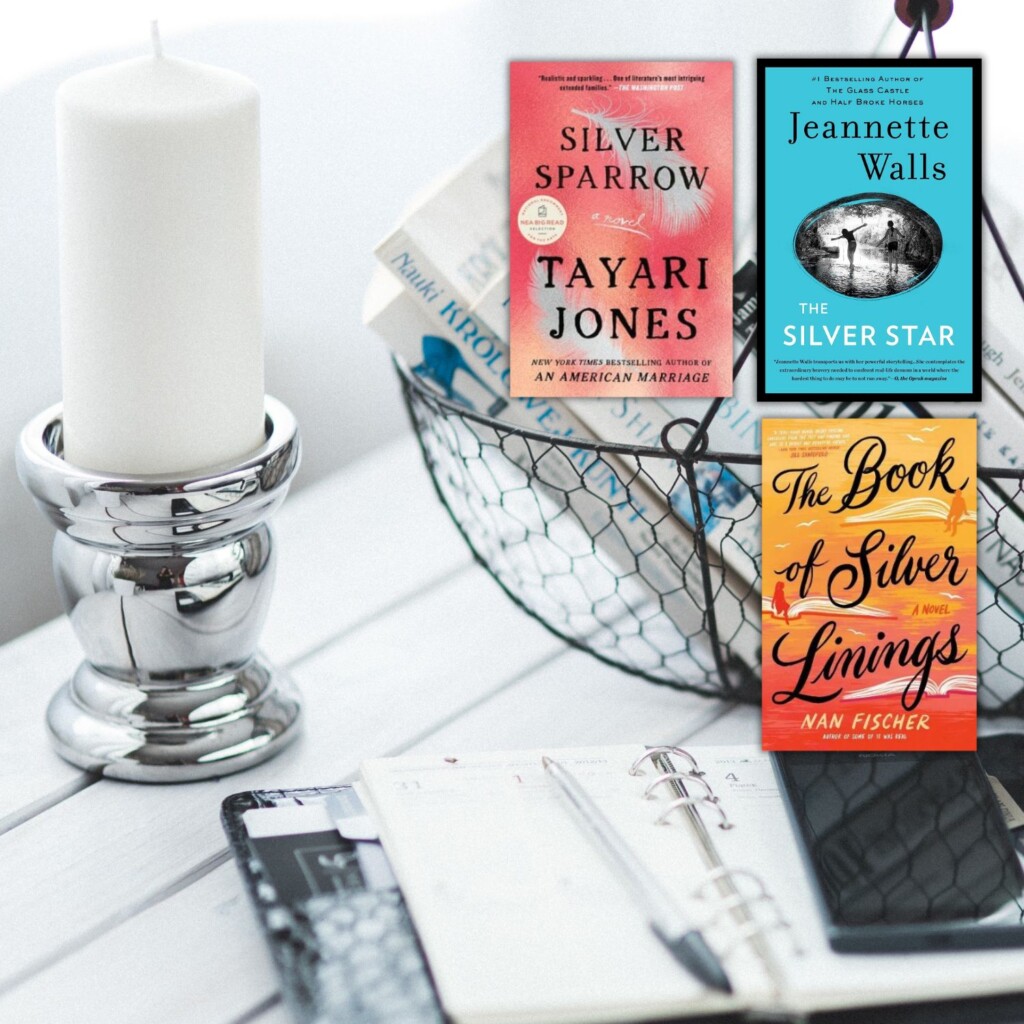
[631,748,800,983]
[692,866,799,956]
[628,746,702,776]
[717,915,798,960]
[655,794,733,830]
[632,747,732,828]
[642,771,719,802]
[696,865,768,898]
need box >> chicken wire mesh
[398,356,1024,715]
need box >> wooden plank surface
[0,567,564,994]
[0,433,749,1023]
[0,647,738,1024]
[260,437,473,665]
[0,618,86,828]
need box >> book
[376,142,787,499]
[508,61,733,399]
[370,146,762,678]
[757,59,981,401]
[375,136,509,315]
[358,744,1024,1023]
[980,186,1024,417]
[761,418,978,751]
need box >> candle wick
[150,20,164,58]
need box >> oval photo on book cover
[793,193,942,299]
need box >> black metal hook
[894,0,953,31]
[660,417,710,463]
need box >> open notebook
[359,744,1024,1024]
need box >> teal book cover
[757,59,981,402]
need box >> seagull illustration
[775,543,790,549]
[940,591,962,601]
[849,629,865,636]
[906,434,924,442]
[796,520,818,527]
[920,426,940,432]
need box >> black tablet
[773,751,1024,952]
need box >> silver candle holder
[16,397,302,783]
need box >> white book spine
[981,189,1024,417]
[378,136,509,306]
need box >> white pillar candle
[57,38,265,475]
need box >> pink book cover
[509,61,733,399]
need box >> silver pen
[542,755,733,995]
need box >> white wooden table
[0,433,758,1024]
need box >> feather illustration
[570,103,713,235]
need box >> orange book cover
[761,419,977,751]
[508,60,733,399]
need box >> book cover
[509,61,733,399]
[761,419,977,751]
[757,59,981,401]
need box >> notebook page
[360,746,744,1024]
[693,746,1024,1014]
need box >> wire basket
[397,355,1024,716]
